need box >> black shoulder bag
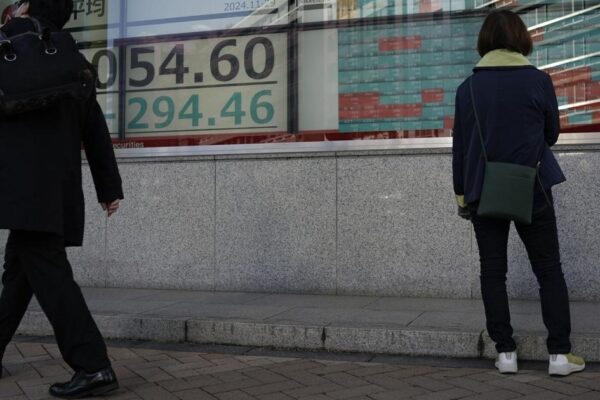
[0,17,94,115]
[470,77,539,225]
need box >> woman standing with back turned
[452,10,585,376]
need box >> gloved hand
[458,205,471,220]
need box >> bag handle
[28,16,43,34]
[24,17,57,55]
[0,30,16,62]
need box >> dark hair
[477,10,533,57]
[26,0,74,29]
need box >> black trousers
[470,190,572,354]
[0,230,110,373]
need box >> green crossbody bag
[470,77,538,225]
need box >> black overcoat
[0,18,123,246]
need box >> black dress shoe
[49,367,118,399]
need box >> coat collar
[476,49,532,68]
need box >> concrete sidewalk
[17,289,600,362]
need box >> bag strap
[28,16,43,34]
[0,29,16,62]
[469,76,489,164]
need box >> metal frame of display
[111,133,600,158]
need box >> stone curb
[18,311,600,362]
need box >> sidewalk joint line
[406,311,426,327]
[361,297,383,309]
[263,306,298,321]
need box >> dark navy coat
[0,18,123,246]
[452,65,566,204]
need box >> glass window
[1,0,598,150]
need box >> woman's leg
[471,209,515,353]
[515,191,571,354]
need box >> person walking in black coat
[0,0,123,398]
[452,10,585,376]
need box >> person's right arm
[81,93,124,215]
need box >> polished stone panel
[6,150,600,300]
[67,166,109,287]
[475,152,600,301]
[336,155,475,297]
[103,161,215,290]
[215,157,337,293]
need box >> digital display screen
[1,0,598,150]
[124,34,288,137]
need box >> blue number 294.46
[127,91,275,130]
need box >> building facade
[1,0,599,300]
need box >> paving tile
[306,364,356,376]
[403,376,455,391]
[345,364,397,377]
[211,371,248,383]
[459,389,521,400]
[283,383,344,398]
[321,372,369,388]
[445,377,503,393]
[573,379,600,391]
[134,384,180,400]
[216,390,257,400]
[244,381,303,396]
[241,369,287,384]
[5,338,600,400]
[528,378,591,395]
[133,367,174,382]
[570,392,600,400]
[370,386,431,400]
[0,382,23,397]
[488,379,547,395]
[256,393,295,400]
[325,384,386,399]
[202,379,262,394]
[511,390,568,400]
[364,373,417,390]
[174,388,218,400]
[158,376,222,392]
[281,371,330,386]
[411,388,476,400]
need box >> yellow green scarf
[476,49,532,67]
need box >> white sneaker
[549,353,585,376]
[495,351,518,374]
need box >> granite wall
[1,149,599,300]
